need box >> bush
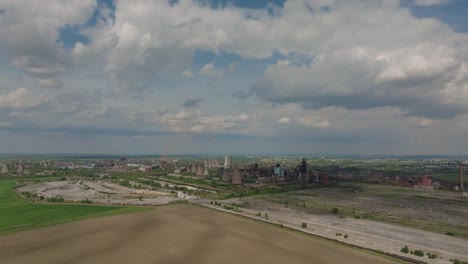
[336,233,342,236]
[344,234,348,239]
[427,252,438,259]
[446,231,455,236]
[331,207,339,214]
[450,259,468,264]
[412,250,424,257]
[47,196,64,203]
[81,199,92,204]
[301,222,307,228]
[138,196,143,201]
[401,246,409,254]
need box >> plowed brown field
[0,204,401,264]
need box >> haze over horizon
[1,0,468,155]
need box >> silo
[231,167,242,185]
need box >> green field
[0,179,151,236]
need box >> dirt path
[0,204,401,264]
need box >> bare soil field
[0,204,401,264]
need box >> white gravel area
[193,198,468,264]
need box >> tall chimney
[460,162,464,193]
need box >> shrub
[336,233,342,236]
[427,252,438,259]
[138,196,143,201]
[301,222,307,228]
[344,234,348,239]
[401,246,409,254]
[331,207,339,214]
[450,259,468,264]
[412,250,424,257]
[446,231,455,236]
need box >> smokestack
[1,163,9,174]
[231,167,242,185]
[460,162,464,193]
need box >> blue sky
[1,0,468,155]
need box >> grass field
[0,179,151,236]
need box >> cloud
[181,70,194,78]
[417,118,433,127]
[277,117,291,124]
[69,0,468,119]
[183,98,202,108]
[0,122,12,127]
[0,0,96,79]
[200,63,224,78]
[227,62,238,72]
[0,88,49,109]
[296,118,331,128]
[232,90,252,99]
[35,78,64,89]
[412,0,452,6]
[11,56,66,77]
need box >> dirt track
[0,204,400,264]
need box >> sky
[1,0,468,155]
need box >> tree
[138,196,143,201]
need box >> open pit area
[254,184,468,238]
[197,183,468,263]
[16,180,181,205]
[0,204,403,264]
